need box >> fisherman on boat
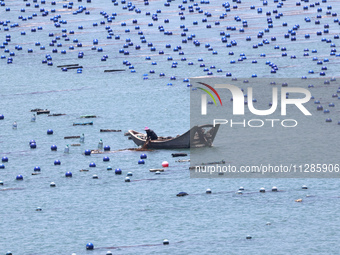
[145,127,158,140]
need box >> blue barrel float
[86,243,94,250]
[65,171,72,177]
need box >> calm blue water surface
[0,0,340,254]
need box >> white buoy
[163,239,169,245]
[206,188,212,194]
[72,253,77,255]
[259,187,265,193]
[0,181,3,185]
[272,186,278,192]
[246,235,252,239]
[125,177,130,182]
[239,186,244,190]
[36,207,42,211]
[237,190,243,195]
[302,185,308,189]
[79,133,85,143]
[50,182,56,187]
[155,171,161,175]
[12,121,17,129]
[98,139,103,150]
[31,114,36,122]
[266,222,271,225]
[106,251,113,255]
[93,174,98,179]
[64,144,70,153]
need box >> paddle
[142,138,150,149]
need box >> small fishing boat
[80,115,96,118]
[100,129,122,132]
[48,113,66,117]
[128,124,220,149]
[36,110,50,115]
[73,121,93,126]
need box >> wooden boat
[64,136,80,139]
[104,69,125,72]
[128,124,220,149]
[36,110,50,115]
[149,169,164,172]
[80,115,96,118]
[48,113,66,117]
[172,153,188,157]
[73,121,93,126]
[100,129,122,132]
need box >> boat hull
[128,124,219,149]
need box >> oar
[142,138,150,149]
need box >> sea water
[0,0,340,254]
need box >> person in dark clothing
[145,127,158,140]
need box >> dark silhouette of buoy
[176,192,188,197]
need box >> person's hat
[144,127,150,130]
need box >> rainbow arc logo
[197,82,223,106]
